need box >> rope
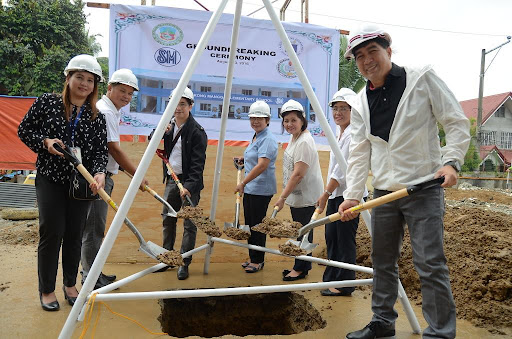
[79,293,167,338]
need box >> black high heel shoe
[62,286,78,306]
[39,292,60,311]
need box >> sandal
[241,261,250,269]
[245,262,264,273]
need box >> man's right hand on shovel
[338,199,360,221]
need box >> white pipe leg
[58,1,230,338]
[261,0,419,333]
[205,0,244,275]
[91,279,374,302]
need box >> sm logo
[155,48,181,67]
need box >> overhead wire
[235,0,508,38]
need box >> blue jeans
[371,187,456,338]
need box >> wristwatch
[324,189,332,196]
[444,160,461,172]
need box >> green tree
[438,118,480,172]
[97,56,109,96]
[0,0,103,96]
[338,34,366,93]
[462,118,481,172]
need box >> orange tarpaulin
[0,96,37,170]
[0,95,282,170]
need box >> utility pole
[476,36,511,152]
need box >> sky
[84,0,511,102]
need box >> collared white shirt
[97,95,121,174]
[169,118,184,175]
[327,125,368,199]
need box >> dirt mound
[0,218,38,246]
[353,202,512,335]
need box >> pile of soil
[252,216,302,238]
[279,242,306,256]
[223,227,251,240]
[191,216,222,237]
[157,250,184,266]
[352,187,512,335]
[176,206,204,219]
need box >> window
[200,103,211,111]
[495,106,505,118]
[242,89,252,95]
[261,90,271,97]
[500,131,512,149]
[200,86,212,92]
[242,106,250,113]
[480,131,497,146]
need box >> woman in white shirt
[316,88,367,296]
[275,100,323,281]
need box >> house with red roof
[460,92,512,172]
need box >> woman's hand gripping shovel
[223,158,250,240]
[118,168,177,218]
[284,208,321,254]
[53,143,181,265]
[293,177,445,239]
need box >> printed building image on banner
[109,4,340,144]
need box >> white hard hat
[248,100,271,118]
[329,88,356,107]
[281,99,305,117]
[170,87,194,103]
[344,24,392,59]
[64,54,104,82]
[109,69,139,91]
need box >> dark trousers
[81,175,114,279]
[243,193,272,264]
[322,195,359,293]
[162,179,200,266]
[36,174,90,293]
[371,187,456,338]
[290,205,316,273]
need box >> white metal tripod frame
[59,1,420,337]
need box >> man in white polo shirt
[81,69,148,289]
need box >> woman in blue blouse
[18,55,108,311]
[234,101,278,273]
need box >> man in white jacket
[339,25,470,339]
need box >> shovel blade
[140,241,169,261]
[224,222,235,230]
[238,224,250,233]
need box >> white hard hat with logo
[248,100,271,118]
[109,69,139,91]
[64,54,104,82]
[329,88,357,107]
[170,87,195,103]
[344,24,392,59]
[281,99,305,117]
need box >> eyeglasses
[332,107,350,113]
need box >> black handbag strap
[168,123,183,153]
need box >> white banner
[109,4,339,144]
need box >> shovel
[155,149,194,207]
[119,168,177,217]
[224,158,250,233]
[286,208,321,254]
[295,177,445,238]
[53,143,169,262]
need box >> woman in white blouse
[275,99,323,281]
[316,88,368,296]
